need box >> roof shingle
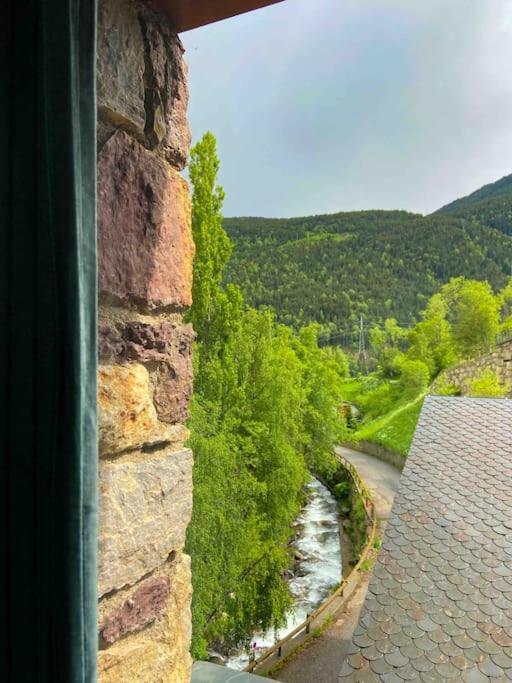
[340,396,512,682]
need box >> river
[218,478,342,671]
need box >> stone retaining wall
[431,339,512,396]
[96,1,194,680]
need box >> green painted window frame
[1,1,98,680]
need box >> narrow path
[272,446,401,683]
[335,446,400,524]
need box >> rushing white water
[217,478,341,671]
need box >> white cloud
[184,0,512,217]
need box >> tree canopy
[185,133,348,659]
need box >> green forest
[223,173,512,338]
[436,172,512,235]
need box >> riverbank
[224,478,342,670]
[271,576,369,683]
[272,447,401,683]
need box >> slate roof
[340,396,512,682]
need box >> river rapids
[214,478,342,671]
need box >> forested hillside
[436,172,512,236]
[223,174,512,336]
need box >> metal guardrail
[244,453,377,674]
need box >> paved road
[273,446,402,683]
[335,446,400,524]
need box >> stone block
[97,0,191,169]
[99,319,194,424]
[97,0,146,138]
[97,130,194,310]
[100,575,170,645]
[98,363,186,456]
[98,553,192,682]
[98,448,193,596]
[139,5,191,169]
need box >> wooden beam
[149,0,285,33]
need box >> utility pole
[358,314,367,375]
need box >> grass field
[352,393,424,457]
[342,376,424,458]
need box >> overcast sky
[183,0,512,218]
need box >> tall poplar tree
[188,131,232,344]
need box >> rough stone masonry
[432,339,512,397]
[96,0,194,680]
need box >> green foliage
[327,467,369,563]
[186,134,346,658]
[498,277,512,332]
[341,275,512,458]
[468,369,510,398]
[345,371,424,457]
[347,496,368,559]
[188,132,232,343]
[356,380,398,419]
[372,277,505,381]
[224,174,512,343]
[406,294,456,376]
[371,318,409,351]
[397,359,430,396]
[333,481,350,501]
[187,143,512,656]
[292,325,346,478]
[433,380,461,396]
[322,345,350,378]
[438,278,499,358]
[344,275,511,457]
[370,318,409,377]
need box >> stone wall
[96,1,194,680]
[431,339,512,396]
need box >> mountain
[223,175,512,341]
[435,173,512,236]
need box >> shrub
[398,359,430,395]
[440,278,500,357]
[433,380,461,396]
[468,369,510,398]
[357,381,398,418]
[378,347,405,378]
[333,481,350,501]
